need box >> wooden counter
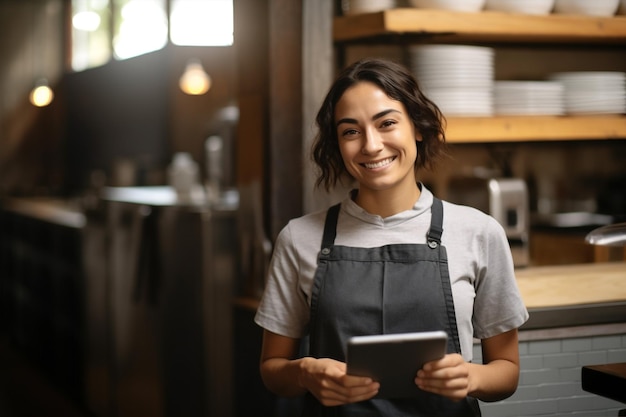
[516,262,626,309]
[237,262,626,331]
[516,262,626,330]
[238,262,626,306]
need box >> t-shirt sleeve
[254,223,310,339]
[472,217,529,339]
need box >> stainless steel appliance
[446,177,530,267]
[83,186,238,417]
[586,223,626,247]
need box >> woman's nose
[361,129,384,155]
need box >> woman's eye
[341,128,359,138]
[380,119,396,128]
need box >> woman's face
[335,81,421,194]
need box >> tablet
[347,330,448,399]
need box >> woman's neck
[354,182,421,218]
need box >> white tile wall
[473,332,626,417]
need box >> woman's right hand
[260,331,379,404]
[298,357,380,406]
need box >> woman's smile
[361,156,397,170]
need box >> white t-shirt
[254,185,529,361]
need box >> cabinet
[0,199,87,403]
[333,8,626,143]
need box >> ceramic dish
[409,0,485,12]
[553,0,619,16]
[484,0,555,15]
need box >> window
[170,0,233,46]
[71,0,111,71]
[112,0,168,60]
[71,0,233,71]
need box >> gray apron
[303,198,480,416]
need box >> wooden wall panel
[268,0,303,239]
[235,0,303,240]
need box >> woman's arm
[260,330,380,406]
[470,328,521,401]
[415,328,521,402]
[259,330,308,397]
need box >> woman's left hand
[414,353,471,401]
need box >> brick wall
[473,326,626,417]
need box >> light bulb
[179,60,211,95]
[30,79,54,107]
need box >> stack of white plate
[342,0,396,15]
[409,44,494,116]
[494,81,564,115]
[409,0,486,12]
[484,0,555,15]
[549,72,626,115]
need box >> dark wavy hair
[311,58,447,191]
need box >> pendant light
[29,2,54,107]
[179,59,211,95]
[30,78,54,107]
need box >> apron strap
[428,198,463,354]
[321,203,341,251]
[427,198,444,248]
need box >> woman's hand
[414,330,522,402]
[259,331,379,405]
[414,353,471,401]
[299,357,380,406]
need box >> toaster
[446,177,529,267]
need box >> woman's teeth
[364,157,394,169]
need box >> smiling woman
[254,58,529,416]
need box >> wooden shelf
[445,115,626,143]
[334,8,626,44]
[334,9,626,144]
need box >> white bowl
[343,0,395,15]
[484,0,555,15]
[553,0,619,16]
[409,0,486,13]
[343,0,396,15]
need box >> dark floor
[0,334,88,417]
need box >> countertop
[1,197,85,228]
[102,186,239,210]
[236,261,626,331]
[516,262,626,309]
[516,261,626,330]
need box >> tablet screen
[347,330,448,399]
